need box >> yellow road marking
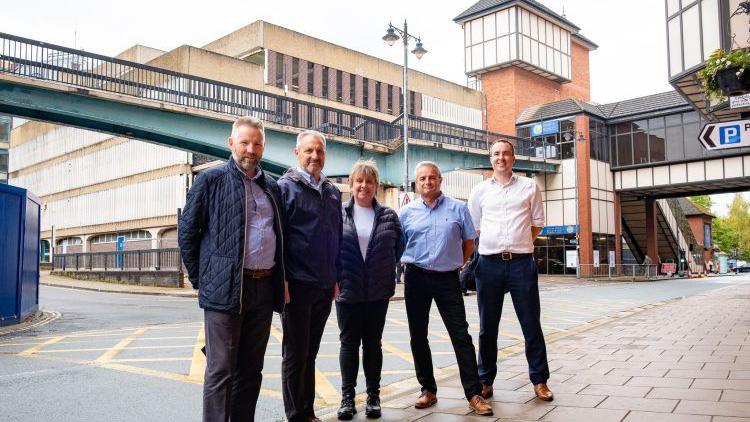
[269,325,283,343]
[94,328,147,363]
[18,336,65,356]
[387,318,450,340]
[381,341,413,363]
[188,323,206,382]
[39,344,194,354]
[315,368,340,405]
[112,357,192,363]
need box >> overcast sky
[3,0,745,215]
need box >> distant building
[677,198,716,272]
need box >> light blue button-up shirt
[233,160,276,270]
[296,166,326,191]
[398,193,477,272]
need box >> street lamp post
[383,21,427,192]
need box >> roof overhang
[670,64,750,122]
[454,0,580,33]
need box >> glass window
[702,0,721,60]
[274,53,284,88]
[322,66,329,98]
[291,58,299,92]
[375,81,381,110]
[682,111,699,123]
[307,62,314,94]
[471,19,483,45]
[349,73,355,105]
[485,39,497,66]
[387,85,393,114]
[472,44,484,70]
[683,121,703,159]
[668,17,683,76]
[682,5,702,69]
[649,128,666,162]
[610,135,618,165]
[633,131,649,164]
[484,14,496,40]
[633,119,648,132]
[497,9,510,35]
[666,114,683,127]
[704,223,712,248]
[666,124,684,161]
[648,116,665,129]
[362,77,369,107]
[617,134,633,166]
[561,141,574,159]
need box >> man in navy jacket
[178,116,286,422]
[278,129,343,422]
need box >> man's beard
[233,154,258,171]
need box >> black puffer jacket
[337,198,404,304]
[178,158,286,314]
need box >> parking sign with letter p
[719,125,741,145]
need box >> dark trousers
[336,299,389,398]
[281,283,333,421]
[203,276,274,422]
[475,255,550,385]
[404,264,482,400]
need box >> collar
[490,173,517,187]
[420,192,445,209]
[296,166,326,187]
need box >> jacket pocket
[204,255,235,306]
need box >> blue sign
[531,120,560,137]
[116,236,125,268]
[719,125,742,145]
[540,225,579,236]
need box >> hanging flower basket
[698,48,750,101]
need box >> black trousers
[475,255,550,385]
[203,276,274,422]
[404,264,482,400]
[281,283,333,421]
[336,299,389,398]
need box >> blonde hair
[349,159,380,186]
[231,116,265,142]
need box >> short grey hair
[414,161,442,178]
[296,130,327,148]
[490,139,515,156]
[231,116,265,142]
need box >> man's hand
[333,283,340,300]
[284,281,290,305]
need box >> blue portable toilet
[0,183,41,327]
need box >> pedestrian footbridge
[0,33,557,183]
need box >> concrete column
[328,69,338,101]
[354,75,364,108]
[298,59,309,94]
[613,191,622,266]
[266,51,277,86]
[392,85,401,116]
[148,228,162,250]
[380,82,390,114]
[282,54,293,92]
[81,234,91,253]
[341,71,351,104]
[367,78,377,111]
[645,198,658,263]
[313,64,323,97]
[575,115,593,275]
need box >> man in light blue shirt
[398,161,493,417]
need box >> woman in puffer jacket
[336,159,404,420]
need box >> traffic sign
[699,119,750,150]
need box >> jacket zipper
[265,186,287,310]
[238,182,247,315]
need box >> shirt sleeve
[459,203,478,241]
[530,181,545,227]
[467,184,482,231]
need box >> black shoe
[337,397,356,420]
[365,395,381,418]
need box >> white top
[468,174,545,255]
[353,203,375,260]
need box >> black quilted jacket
[336,198,404,304]
[178,158,286,314]
[278,168,342,290]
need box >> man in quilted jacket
[278,130,343,422]
[178,116,287,422]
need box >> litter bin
[0,183,41,327]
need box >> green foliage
[689,195,713,210]
[713,194,750,260]
[698,48,750,101]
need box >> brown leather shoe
[481,384,493,399]
[469,395,494,416]
[414,391,437,409]
[533,383,554,401]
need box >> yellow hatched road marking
[39,344,194,353]
[112,357,192,363]
[188,323,206,382]
[381,341,413,363]
[18,336,66,356]
[95,328,147,363]
[386,318,450,340]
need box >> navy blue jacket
[337,198,404,304]
[178,158,286,314]
[277,168,342,290]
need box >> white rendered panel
[547,200,563,226]
[563,199,577,226]
[563,188,576,199]
[653,165,670,185]
[10,126,112,172]
[621,169,637,189]
[591,199,600,233]
[670,163,687,183]
[607,202,615,235]
[637,168,653,187]
[687,161,705,182]
[724,156,743,178]
[702,0,721,60]
[704,159,724,180]
[561,159,576,188]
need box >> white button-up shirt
[468,174,544,255]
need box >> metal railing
[578,264,659,280]
[52,248,181,271]
[0,32,554,157]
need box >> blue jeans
[475,254,550,385]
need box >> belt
[243,268,274,279]
[485,252,533,261]
[406,263,458,274]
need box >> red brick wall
[561,42,591,102]
[576,115,593,267]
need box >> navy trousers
[475,254,550,385]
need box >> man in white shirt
[467,140,553,402]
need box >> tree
[714,194,750,260]
[689,195,713,210]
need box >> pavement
[360,282,750,422]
